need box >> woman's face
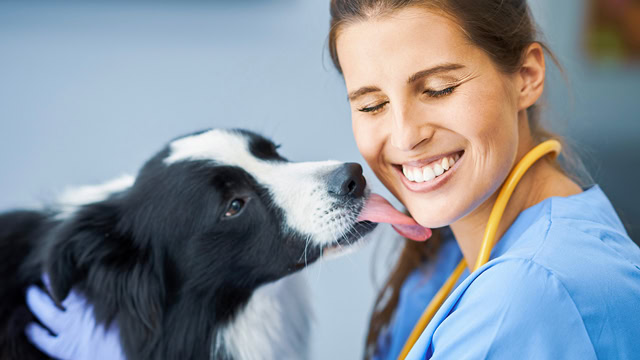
[336,8,523,228]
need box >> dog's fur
[0,129,375,359]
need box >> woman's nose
[389,104,432,151]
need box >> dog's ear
[45,199,166,337]
[45,200,123,305]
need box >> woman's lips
[401,150,463,168]
[394,151,464,193]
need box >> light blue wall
[1,1,638,359]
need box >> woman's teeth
[401,153,460,183]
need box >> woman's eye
[424,85,458,98]
[224,199,245,217]
[358,101,389,114]
[424,86,457,98]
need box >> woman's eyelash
[358,101,389,113]
[424,85,458,98]
[357,85,458,113]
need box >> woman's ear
[517,42,546,111]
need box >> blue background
[1,1,638,359]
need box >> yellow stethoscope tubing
[397,139,562,360]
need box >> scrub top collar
[488,184,607,262]
[451,185,601,284]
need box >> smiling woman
[328,1,640,359]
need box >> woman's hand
[25,279,126,360]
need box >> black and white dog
[0,128,377,359]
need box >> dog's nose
[327,163,366,198]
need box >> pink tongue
[357,193,432,241]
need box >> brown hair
[326,1,587,358]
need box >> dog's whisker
[315,247,325,282]
[304,235,312,268]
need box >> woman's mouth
[393,150,464,193]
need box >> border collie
[0,128,377,359]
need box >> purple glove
[25,281,126,360]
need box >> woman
[26,0,640,359]
[327,1,640,359]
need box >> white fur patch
[54,174,135,219]
[164,129,363,246]
[213,273,312,360]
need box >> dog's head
[45,129,376,327]
[132,128,376,288]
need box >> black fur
[0,129,372,359]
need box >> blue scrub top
[375,185,640,360]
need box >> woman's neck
[450,138,582,271]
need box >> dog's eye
[224,199,245,217]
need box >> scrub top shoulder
[377,185,640,360]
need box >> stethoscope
[397,139,562,360]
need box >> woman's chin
[407,207,457,229]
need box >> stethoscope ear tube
[397,139,562,360]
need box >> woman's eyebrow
[348,86,381,101]
[407,63,465,84]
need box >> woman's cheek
[352,118,382,166]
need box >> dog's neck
[122,272,310,360]
[212,272,311,360]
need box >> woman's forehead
[336,7,479,87]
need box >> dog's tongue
[357,194,432,241]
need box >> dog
[0,128,378,359]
